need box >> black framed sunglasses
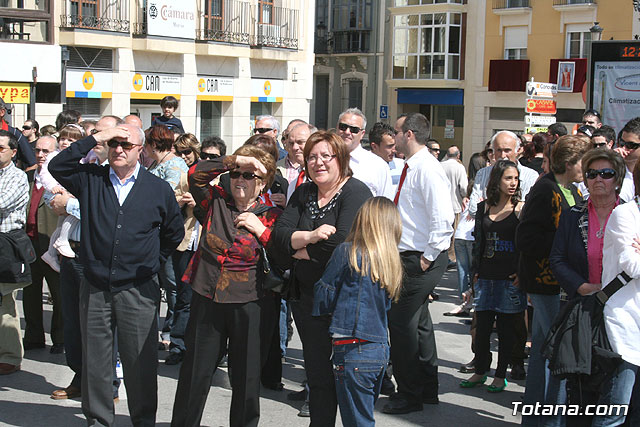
[200,152,220,160]
[229,170,264,180]
[22,125,32,130]
[107,139,140,151]
[619,138,640,150]
[254,127,273,134]
[585,168,616,180]
[176,148,193,156]
[338,122,362,134]
[593,142,608,149]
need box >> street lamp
[589,22,603,42]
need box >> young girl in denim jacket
[312,196,403,426]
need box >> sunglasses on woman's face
[176,148,192,157]
[200,152,220,160]
[585,168,616,180]
[229,170,264,180]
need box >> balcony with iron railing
[553,0,597,7]
[314,29,371,55]
[196,0,250,44]
[493,0,531,9]
[250,4,299,49]
[60,0,130,32]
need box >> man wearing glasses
[255,115,286,160]
[617,117,640,202]
[336,107,393,199]
[49,123,184,426]
[0,130,30,376]
[427,139,441,159]
[582,109,603,129]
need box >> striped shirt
[0,162,29,232]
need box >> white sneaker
[41,251,60,273]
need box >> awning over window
[396,88,464,105]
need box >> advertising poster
[592,61,640,134]
[66,70,113,98]
[131,72,182,99]
[147,0,196,39]
[196,76,234,101]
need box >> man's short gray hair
[491,130,521,150]
[39,135,59,151]
[446,146,460,158]
[256,115,281,135]
[338,108,367,129]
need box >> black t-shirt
[478,208,519,280]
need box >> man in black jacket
[49,123,184,427]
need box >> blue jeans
[333,341,389,427]
[592,360,640,426]
[454,239,473,298]
[522,293,566,427]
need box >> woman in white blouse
[596,162,640,427]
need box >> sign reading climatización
[147,0,196,40]
[524,80,557,133]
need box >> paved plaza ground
[0,269,523,426]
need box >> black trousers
[260,293,283,387]
[23,256,63,345]
[291,286,337,426]
[474,310,521,378]
[80,277,160,427]
[389,251,448,404]
[511,310,527,367]
[172,293,262,427]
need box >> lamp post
[589,22,603,42]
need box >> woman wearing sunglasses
[548,148,626,424]
[172,144,281,427]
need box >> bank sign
[131,72,181,100]
[147,0,196,40]
[196,76,234,101]
[66,70,112,99]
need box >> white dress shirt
[469,162,539,217]
[397,147,454,261]
[601,200,640,366]
[350,145,394,200]
[109,162,141,205]
[620,166,636,203]
[440,158,468,214]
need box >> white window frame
[565,24,591,59]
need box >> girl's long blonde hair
[346,197,403,301]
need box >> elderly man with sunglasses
[49,122,184,427]
[617,117,640,203]
[336,108,393,199]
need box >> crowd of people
[0,96,639,427]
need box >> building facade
[1,0,314,151]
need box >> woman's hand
[235,212,267,238]
[462,289,473,305]
[293,248,310,260]
[633,237,640,254]
[310,224,336,244]
[178,192,196,208]
[509,273,520,288]
[270,193,286,208]
[577,282,602,296]
[235,155,267,176]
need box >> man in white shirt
[383,112,454,415]
[369,122,404,193]
[617,117,640,202]
[336,108,394,199]
[440,146,468,262]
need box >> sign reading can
[0,82,30,104]
[525,115,557,126]
[131,72,181,99]
[196,76,234,101]
[525,99,557,114]
[526,81,558,98]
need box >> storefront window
[200,101,222,139]
[393,12,461,80]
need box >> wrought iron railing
[553,0,596,5]
[60,0,130,32]
[331,30,371,53]
[196,0,250,44]
[493,0,530,9]
[250,5,299,49]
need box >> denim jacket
[312,242,391,343]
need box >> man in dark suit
[23,135,64,353]
[49,123,184,427]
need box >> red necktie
[295,170,306,188]
[393,164,408,205]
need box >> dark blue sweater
[152,116,185,133]
[49,135,184,291]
